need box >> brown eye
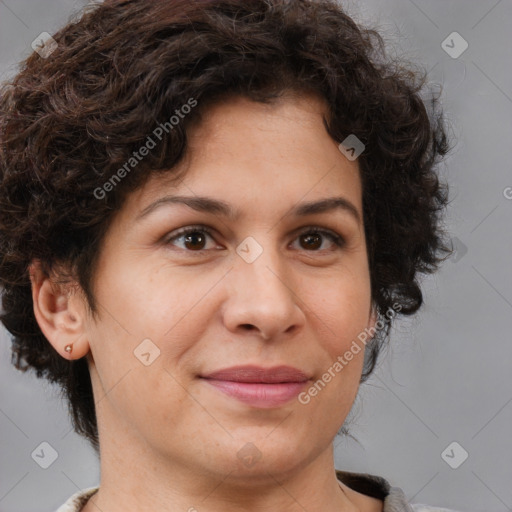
[165,226,216,251]
[183,231,207,250]
[300,232,322,250]
[293,227,345,252]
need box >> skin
[30,92,382,512]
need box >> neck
[83,430,363,512]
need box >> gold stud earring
[64,344,73,354]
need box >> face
[67,93,376,480]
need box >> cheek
[300,279,370,412]
[93,257,216,342]
[307,274,372,351]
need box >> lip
[201,365,311,383]
[200,365,311,408]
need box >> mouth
[200,365,311,408]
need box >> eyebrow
[136,195,361,224]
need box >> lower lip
[202,379,308,408]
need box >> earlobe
[29,260,90,360]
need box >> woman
[0,0,456,510]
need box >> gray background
[1,1,511,511]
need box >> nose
[221,242,306,341]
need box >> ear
[29,259,90,360]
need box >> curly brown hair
[0,0,452,453]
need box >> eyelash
[164,225,345,253]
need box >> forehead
[122,92,362,217]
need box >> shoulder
[335,469,462,512]
[55,487,99,512]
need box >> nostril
[241,324,255,331]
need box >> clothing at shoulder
[411,507,460,512]
[56,487,98,512]
[335,469,460,512]
[56,472,460,512]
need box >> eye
[290,226,345,252]
[164,225,218,251]
[164,225,345,253]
